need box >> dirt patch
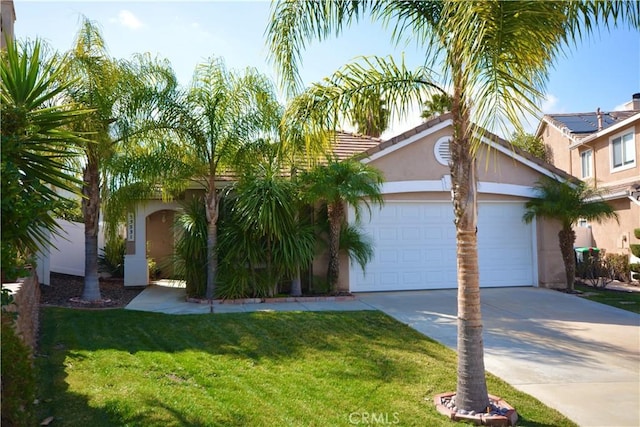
[40,273,144,309]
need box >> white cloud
[540,93,559,113]
[111,10,144,30]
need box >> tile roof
[545,111,637,137]
[332,131,382,160]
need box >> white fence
[36,220,105,285]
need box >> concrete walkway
[125,281,375,314]
[126,284,640,426]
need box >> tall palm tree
[61,19,182,301]
[523,177,618,292]
[300,158,383,292]
[1,39,87,279]
[268,0,639,412]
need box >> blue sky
[15,1,640,136]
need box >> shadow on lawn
[38,308,444,362]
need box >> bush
[604,253,630,283]
[576,255,614,288]
[174,197,208,298]
[1,313,36,426]
[631,244,640,258]
[634,228,640,240]
[97,236,126,278]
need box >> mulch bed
[40,273,144,309]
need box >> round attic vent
[434,136,452,166]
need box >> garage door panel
[350,201,534,292]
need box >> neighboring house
[1,0,16,50]
[124,113,570,291]
[535,94,640,257]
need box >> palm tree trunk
[327,202,343,293]
[206,220,218,299]
[450,80,489,412]
[205,182,218,300]
[290,268,302,297]
[559,227,576,291]
[81,158,101,301]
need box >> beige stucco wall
[536,218,565,287]
[587,124,639,186]
[590,198,640,256]
[369,127,451,181]
[541,124,575,175]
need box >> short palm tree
[523,177,618,292]
[300,158,383,292]
[1,38,87,279]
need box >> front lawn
[37,308,575,426]
[576,284,640,314]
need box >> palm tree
[300,158,383,292]
[173,57,283,300]
[1,38,87,280]
[523,177,618,292]
[350,88,389,137]
[421,92,452,120]
[268,0,639,412]
[61,19,182,301]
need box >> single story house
[124,113,569,292]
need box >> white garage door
[350,201,535,292]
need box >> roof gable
[356,113,574,182]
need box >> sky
[14,1,640,138]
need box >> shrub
[604,253,630,283]
[174,197,208,298]
[631,244,640,258]
[634,228,640,240]
[1,313,36,426]
[576,254,614,288]
[97,236,126,278]
[631,263,640,282]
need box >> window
[610,131,635,171]
[580,149,592,178]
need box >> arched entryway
[146,209,177,279]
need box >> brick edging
[186,295,356,305]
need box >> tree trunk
[205,180,218,300]
[290,268,302,297]
[558,227,576,292]
[450,80,489,412]
[327,202,343,293]
[81,158,101,301]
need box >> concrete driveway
[358,287,640,427]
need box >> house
[124,113,570,291]
[535,94,640,256]
[1,0,16,50]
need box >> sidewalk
[125,281,375,315]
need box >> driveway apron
[357,287,640,427]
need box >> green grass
[37,308,575,426]
[576,284,640,314]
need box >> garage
[349,201,535,292]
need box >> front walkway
[125,281,375,314]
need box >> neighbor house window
[610,130,635,170]
[580,149,592,178]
